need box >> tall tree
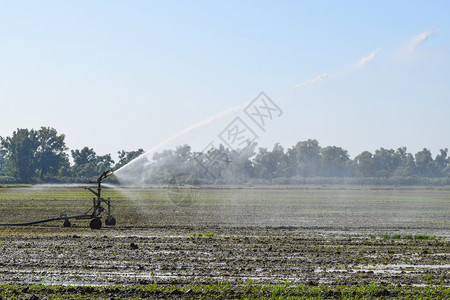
[253,147,272,180]
[271,143,290,178]
[399,153,417,176]
[35,127,69,179]
[95,154,115,174]
[226,143,256,182]
[354,151,375,177]
[253,143,289,180]
[115,149,144,170]
[0,145,7,176]
[0,129,39,182]
[373,148,401,177]
[434,148,448,176]
[287,139,321,177]
[415,148,435,177]
[320,146,351,177]
[71,147,114,178]
[71,147,96,178]
[202,145,231,180]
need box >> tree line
[134,140,450,185]
[0,127,143,183]
[1,127,449,185]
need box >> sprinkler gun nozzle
[97,169,114,183]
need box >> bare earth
[0,226,448,287]
[0,185,449,289]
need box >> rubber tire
[63,219,71,227]
[105,216,116,226]
[89,218,102,230]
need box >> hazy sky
[0,1,449,160]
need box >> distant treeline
[0,127,142,183]
[1,127,449,185]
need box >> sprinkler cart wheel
[105,216,116,226]
[90,218,102,230]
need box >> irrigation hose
[0,214,90,226]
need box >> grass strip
[0,282,449,299]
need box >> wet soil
[0,186,449,298]
[0,226,448,287]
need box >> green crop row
[0,282,449,299]
[370,234,437,240]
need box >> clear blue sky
[0,1,449,159]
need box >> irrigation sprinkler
[0,170,116,230]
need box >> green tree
[287,139,321,177]
[399,153,417,176]
[152,149,176,181]
[71,147,96,178]
[71,147,114,178]
[253,147,272,180]
[0,128,39,182]
[115,149,144,170]
[271,143,290,178]
[253,143,289,180]
[174,145,192,163]
[95,154,115,174]
[226,143,256,182]
[434,148,448,176]
[202,145,231,180]
[320,146,351,177]
[0,146,6,176]
[354,151,374,177]
[415,148,435,177]
[35,127,69,179]
[148,145,196,182]
[391,147,415,176]
[372,148,401,177]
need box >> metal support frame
[0,170,116,230]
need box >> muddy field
[0,226,449,287]
[0,185,449,298]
